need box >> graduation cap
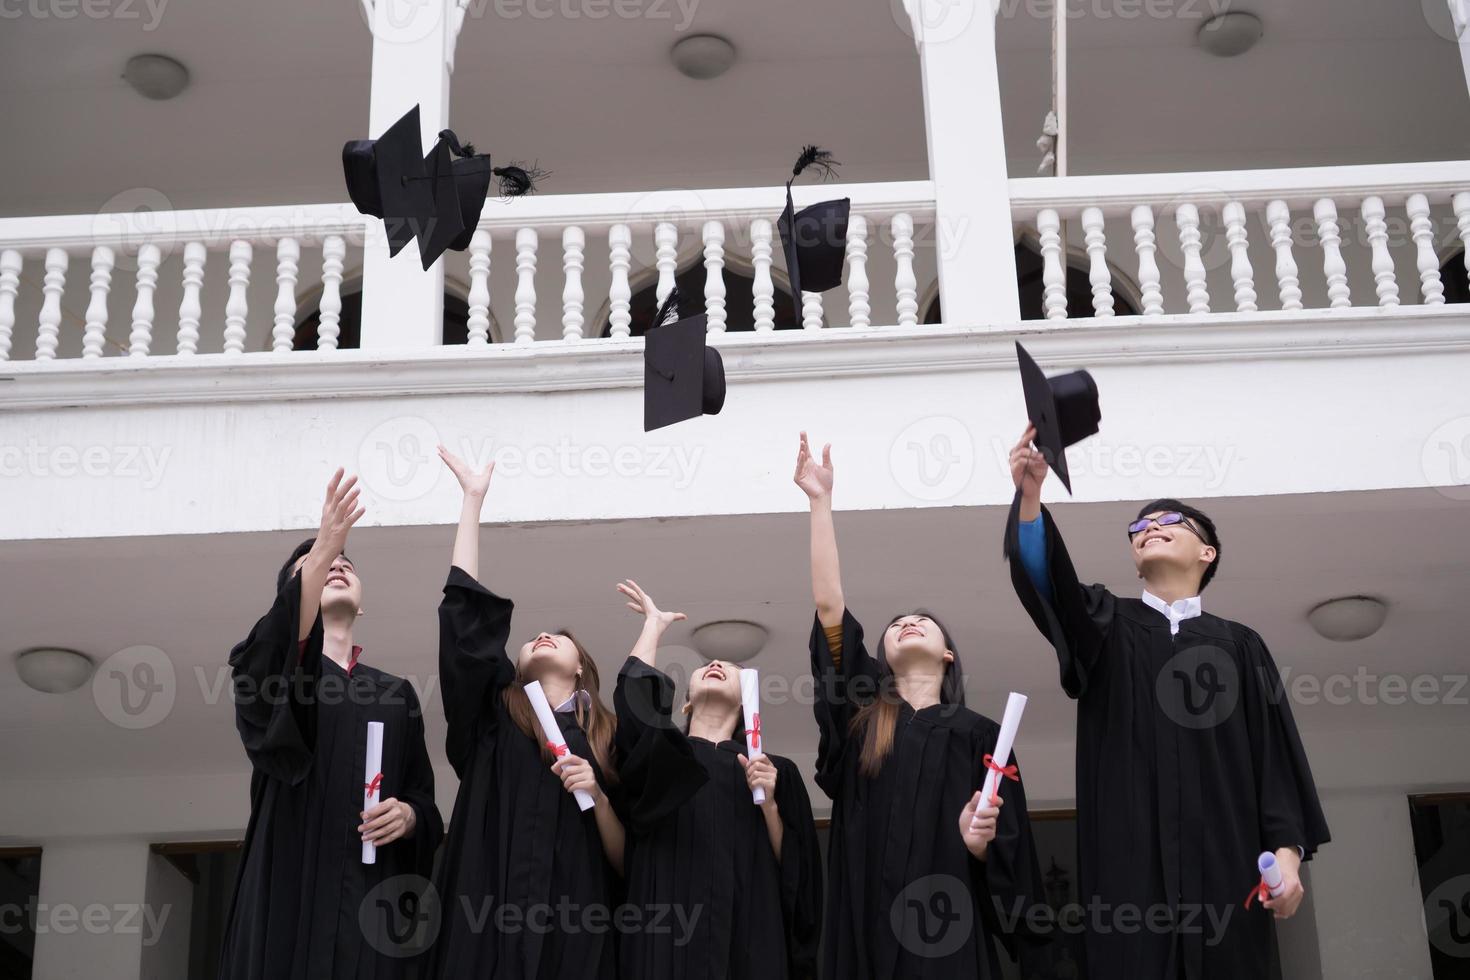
[643,287,725,432]
[1015,341,1100,494]
[343,106,542,270]
[778,146,850,323]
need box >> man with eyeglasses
[1003,425,1330,980]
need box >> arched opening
[923,242,1141,323]
[293,290,474,350]
[1440,250,1469,304]
[600,265,800,336]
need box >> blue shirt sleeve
[1017,514,1052,601]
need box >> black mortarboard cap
[643,287,725,432]
[1015,341,1100,494]
[778,146,850,323]
[342,105,435,261]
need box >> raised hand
[438,444,494,499]
[1010,424,1049,503]
[959,791,1002,860]
[793,431,834,501]
[618,579,687,630]
[316,467,365,559]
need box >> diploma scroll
[971,692,1028,833]
[1258,852,1286,897]
[740,668,766,806]
[362,721,384,865]
[525,680,596,812]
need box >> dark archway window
[602,265,800,337]
[924,243,1140,323]
[293,290,472,350]
[1441,250,1469,304]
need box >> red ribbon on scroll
[364,772,383,796]
[983,753,1019,806]
[745,713,762,752]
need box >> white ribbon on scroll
[362,720,384,864]
[525,680,596,812]
[971,692,1028,832]
[740,668,766,805]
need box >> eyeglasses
[1126,512,1203,541]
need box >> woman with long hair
[612,579,822,980]
[428,447,624,980]
[793,433,1046,979]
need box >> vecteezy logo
[360,875,441,958]
[889,874,972,959]
[1156,644,1239,731]
[358,0,443,45]
[889,416,975,502]
[1422,416,1470,502]
[92,645,176,730]
[889,0,975,47]
[358,416,442,502]
[1426,875,1470,958]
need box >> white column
[358,0,453,348]
[1310,791,1434,980]
[914,0,1019,324]
[31,838,152,980]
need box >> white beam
[31,839,152,980]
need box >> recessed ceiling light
[1306,596,1389,642]
[670,34,737,81]
[123,54,191,101]
[15,647,95,694]
[1197,12,1263,58]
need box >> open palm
[438,444,493,497]
[793,431,834,500]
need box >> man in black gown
[1004,427,1330,980]
[219,470,443,980]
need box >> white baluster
[702,220,727,332]
[0,250,20,361]
[514,227,538,345]
[654,222,678,308]
[467,230,492,345]
[608,223,632,338]
[846,213,871,328]
[271,237,300,351]
[1360,196,1399,308]
[1407,193,1445,305]
[1314,199,1351,309]
[1456,193,1470,290]
[1081,207,1114,317]
[561,226,586,341]
[223,240,252,354]
[35,248,68,361]
[801,292,824,329]
[1176,204,1210,314]
[130,244,160,357]
[893,212,918,327]
[318,236,344,350]
[1130,205,1164,316]
[1223,202,1257,313]
[1266,200,1303,311]
[751,218,775,332]
[84,246,114,359]
[1038,208,1067,320]
[177,242,205,355]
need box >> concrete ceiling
[3,487,1467,794]
[2,0,1466,216]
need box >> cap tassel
[791,145,840,181]
[651,285,681,331]
[437,129,478,158]
[494,163,547,198]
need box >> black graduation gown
[613,656,823,980]
[1008,505,1331,980]
[428,566,619,980]
[220,573,444,980]
[810,609,1046,980]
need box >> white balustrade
[514,227,538,345]
[467,231,492,346]
[1176,204,1210,315]
[751,218,775,332]
[129,244,161,357]
[272,238,301,352]
[562,225,586,341]
[178,242,206,355]
[84,246,114,359]
[1038,208,1066,320]
[608,224,632,338]
[1361,197,1399,308]
[319,236,345,351]
[1081,207,1114,317]
[893,212,918,327]
[36,248,67,361]
[1266,201,1303,311]
[654,222,677,309]
[1314,199,1351,309]
[703,220,727,332]
[223,240,252,354]
[1223,202,1257,313]
[1130,205,1164,316]
[0,250,20,361]
[847,214,871,329]
[1407,194,1444,306]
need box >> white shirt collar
[1142,590,1202,635]
[554,689,593,713]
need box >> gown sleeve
[612,656,708,834]
[773,755,824,980]
[227,571,324,785]
[808,608,878,798]
[1007,503,1116,698]
[438,565,517,778]
[396,681,446,872]
[973,746,1050,965]
[1237,624,1332,859]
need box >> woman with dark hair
[220,469,444,979]
[428,446,625,980]
[793,433,1046,980]
[612,579,823,980]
